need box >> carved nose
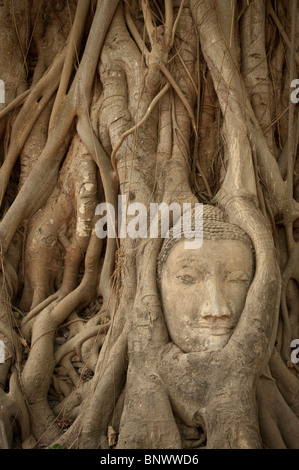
[200,278,231,318]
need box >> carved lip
[195,324,234,335]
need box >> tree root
[54,326,127,449]
[54,323,109,366]
[20,232,103,442]
[257,371,299,449]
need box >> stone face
[160,239,254,353]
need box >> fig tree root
[0,0,299,449]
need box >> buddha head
[157,205,255,353]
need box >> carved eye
[176,274,196,285]
[225,271,250,284]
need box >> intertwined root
[0,0,299,449]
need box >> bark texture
[0,0,299,449]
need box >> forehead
[164,239,254,271]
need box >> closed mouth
[196,324,234,336]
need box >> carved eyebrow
[176,257,199,264]
[174,265,207,279]
[176,258,211,270]
[225,270,252,281]
[176,266,198,273]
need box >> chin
[194,334,230,352]
[178,333,231,353]
[205,334,230,350]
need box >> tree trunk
[0,0,299,449]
